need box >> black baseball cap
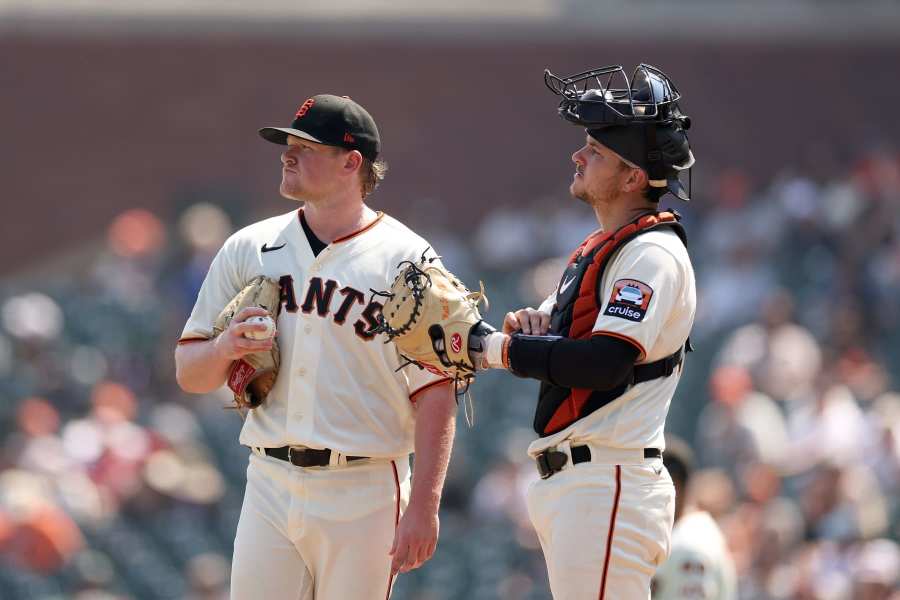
[259,94,381,161]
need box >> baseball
[244,315,276,340]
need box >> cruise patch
[604,279,653,322]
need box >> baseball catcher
[467,63,697,598]
[212,275,282,411]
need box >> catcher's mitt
[213,275,282,411]
[371,251,492,388]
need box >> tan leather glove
[213,276,282,410]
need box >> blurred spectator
[696,365,788,472]
[2,293,64,342]
[475,205,545,270]
[785,385,867,474]
[176,203,234,312]
[0,470,84,573]
[653,436,737,600]
[714,289,822,404]
[184,552,230,600]
[852,539,900,600]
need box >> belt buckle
[287,446,303,467]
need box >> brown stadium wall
[1,33,898,274]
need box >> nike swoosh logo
[559,275,576,295]
[261,243,286,253]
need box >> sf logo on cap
[295,98,315,118]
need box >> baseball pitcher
[175,94,457,600]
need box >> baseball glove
[371,252,493,387]
[213,275,282,411]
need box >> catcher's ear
[621,166,647,193]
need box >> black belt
[264,446,368,468]
[535,445,662,479]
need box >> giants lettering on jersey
[279,275,382,341]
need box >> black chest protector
[534,211,689,436]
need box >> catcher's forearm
[174,338,232,393]
[409,382,456,512]
[507,333,639,390]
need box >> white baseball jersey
[179,208,449,457]
[653,511,737,600]
[529,228,696,456]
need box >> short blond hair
[360,157,388,198]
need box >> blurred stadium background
[2,1,900,598]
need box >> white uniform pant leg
[526,460,675,600]
[231,453,314,600]
[295,457,411,600]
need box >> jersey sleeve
[592,241,681,361]
[405,363,452,402]
[179,236,249,342]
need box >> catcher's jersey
[180,209,449,457]
[652,511,737,600]
[529,228,695,456]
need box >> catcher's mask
[544,63,694,201]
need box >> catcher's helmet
[545,64,694,201]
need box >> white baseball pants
[526,444,675,600]
[230,451,410,600]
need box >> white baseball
[244,315,276,340]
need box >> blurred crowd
[0,146,898,599]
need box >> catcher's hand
[503,307,550,335]
[213,275,282,410]
[372,252,492,384]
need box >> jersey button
[297,367,307,376]
[304,325,312,334]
